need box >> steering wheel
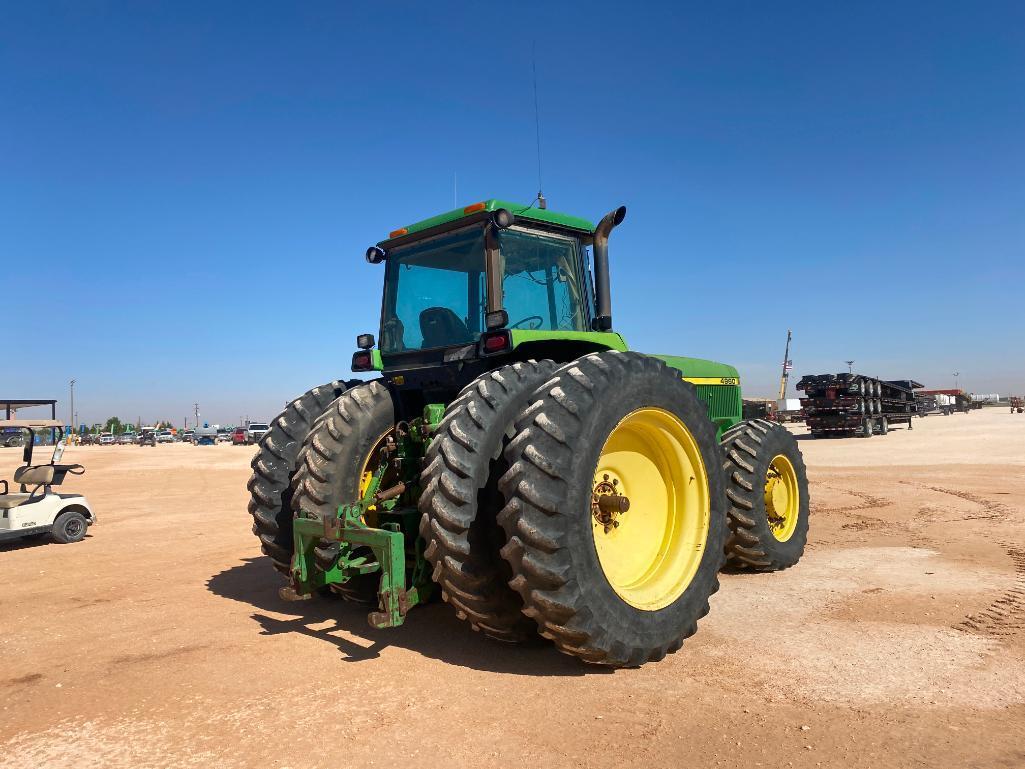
[509,315,544,330]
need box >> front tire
[498,351,728,667]
[52,511,88,544]
[720,419,809,571]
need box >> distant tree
[103,416,124,435]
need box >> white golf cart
[0,420,97,545]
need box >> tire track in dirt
[957,544,1025,637]
[900,482,1013,522]
[812,485,898,532]
[899,483,1025,637]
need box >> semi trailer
[797,373,919,437]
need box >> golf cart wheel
[419,359,557,643]
[52,510,88,544]
[498,351,727,667]
[247,380,357,574]
[720,419,810,571]
[291,380,397,604]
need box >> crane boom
[778,330,792,400]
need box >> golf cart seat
[14,465,55,486]
[0,494,33,509]
[0,464,85,508]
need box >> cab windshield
[380,226,591,353]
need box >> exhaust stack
[591,206,626,331]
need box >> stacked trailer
[797,373,919,438]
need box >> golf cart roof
[0,419,63,429]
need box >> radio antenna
[531,41,546,209]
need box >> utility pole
[194,402,200,428]
[69,378,76,432]
[953,371,960,391]
[778,330,793,400]
[846,360,855,374]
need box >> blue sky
[3,2,1023,426]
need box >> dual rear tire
[421,352,730,664]
[495,352,728,666]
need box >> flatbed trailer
[917,388,972,414]
[797,373,919,438]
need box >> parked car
[1,429,25,448]
[138,429,157,447]
[98,433,115,446]
[156,430,174,444]
[216,429,231,443]
[231,427,247,445]
[245,422,270,445]
[117,433,135,445]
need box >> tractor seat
[419,307,472,348]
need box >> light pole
[846,360,854,374]
[69,379,76,433]
[953,372,960,391]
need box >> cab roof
[380,199,595,245]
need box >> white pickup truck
[245,422,270,445]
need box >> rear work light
[351,350,374,371]
[479,330,512,356]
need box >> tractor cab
[0,419,96,545]
[356,200,627,403]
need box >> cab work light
[463,202,487,214]
[389,227,408,238]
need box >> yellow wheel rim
[358,428,394,525]
[764,454,799,542]
[591,407,710,612]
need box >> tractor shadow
[206,556,608,677]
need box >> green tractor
[248,199,809,667]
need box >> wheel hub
[591,474,631,534]
[763,454,800,542]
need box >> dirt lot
[2,409,1024,768]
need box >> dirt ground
[2,409,1024,768]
